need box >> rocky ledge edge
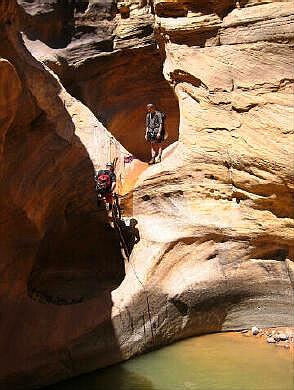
[240,327,294,351]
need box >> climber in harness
[145,103,166,164]
[94,162,116,210]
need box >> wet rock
[274,334,280,341]
[267,337,276,344]
[252,326,259,335]
[278,334,288,341]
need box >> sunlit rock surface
[1,0,293,388]
[113,0,294,370]
[19,0,180,161]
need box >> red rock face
[18,0,75,48]
[1,0,294,388]
[74,46,180,161]
[0,2,125,387]
[18,0,180,161]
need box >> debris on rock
[252,326,259,335]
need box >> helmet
[106,162,114,168]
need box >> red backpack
[97,173,111,190]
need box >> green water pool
[47,333,294,390]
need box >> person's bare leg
[149,143,156,164]
[154,143,160,159]
[156,145,162,162]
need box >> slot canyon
[0,0,293,388]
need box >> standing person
[145,103,165,164]
[94,162,116,210]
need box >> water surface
[48,333,293,390]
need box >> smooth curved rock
[0,59,22,156]
[19,0,180,161]
[0,3,127,387]
[1,0,293,388]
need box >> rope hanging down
[112,207,156,345]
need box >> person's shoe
[148,157,155,165]
[155,155,162,163]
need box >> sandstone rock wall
[0,2,127,387]
[1,0,294,388]
[112,0,294,373]
[19,0,180,160]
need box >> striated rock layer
[18,0,180,161]
[111,0,294,361]
[0,1,129,387]
[113,0,294,355]
[1,0,294,388]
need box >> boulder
[252,327,259,336]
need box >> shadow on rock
[116,218,140,259]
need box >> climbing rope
[112,202,156,345]
[109,135,115,163]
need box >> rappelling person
[145,103,166,164]
[94,162,116,210]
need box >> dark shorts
[147,129,164,144]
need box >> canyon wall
[0,1,126,387]
[19,0,180,161]
[110,0,294,362]
[0,0,293,388]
